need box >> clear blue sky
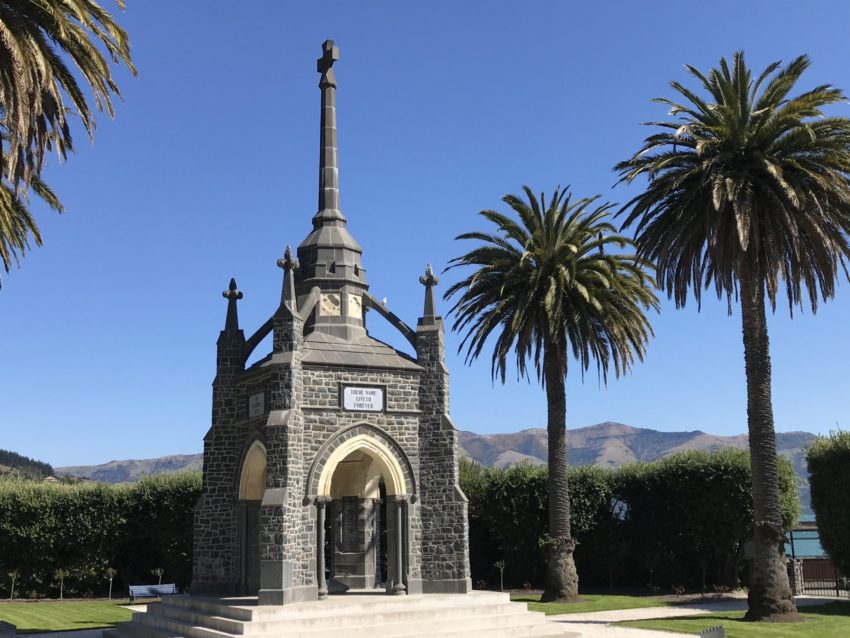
[2,1,849,467]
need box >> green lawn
[0,600,133,632]
[618,602,850,637]
[511,593,677,615]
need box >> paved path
[545,596,841,637]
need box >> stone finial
[419,264,441,324]
[317,39,340,88]
[222,277,243,331]
[277,246,299,309]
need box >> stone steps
[107,592,579,638]
[153,598,523,632]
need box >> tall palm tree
[445,187,657,601]
[0,0,135,282]
[616,52,850,621]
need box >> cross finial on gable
[222,277,243,302]
[277,245,300,272]
[277,246,299,309]
[221,277,243,332]
[419,264,441,325]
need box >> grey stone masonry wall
[298,364,424,590]
[258,307,312,605]
[416,320,472,593]
[193,325,245,593]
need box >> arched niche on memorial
[238,441,267,501]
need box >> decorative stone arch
[305,423,416,501]
[237,440,267,501]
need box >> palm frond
[616,51,850,313]
[445,186,659,385]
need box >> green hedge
[807,431,850,576]
[463,449,800,591]
[0,451,800,597]
[0,472,201,598]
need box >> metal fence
[800,558,849,597]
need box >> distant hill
[0,448,54,480]
[54,422,816,514]
[57,454,202,483]
[458,422,815,516]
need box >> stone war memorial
[194,39,472,604]
[109,41,573,638]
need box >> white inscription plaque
[343,386,384,412]
[248,392,265,417]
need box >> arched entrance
[238,441,266,594]
[309,427,415,599]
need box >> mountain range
[55,422,815,515]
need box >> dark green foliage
[615,450,798,590]
[461,459,615,588]
[807,431,850,576]
[462,451,799,591]
[0,472,201,598]
[0,449,53,479]
[118,474,200,588]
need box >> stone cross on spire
[317,39,339,87]
[315,39,343,224]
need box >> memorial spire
[315,39,344,226]
[296,40,367,340]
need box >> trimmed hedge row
[807,430,850,577]
[0,450,799,597]
[464,449,800,591]
[0,472,200,598]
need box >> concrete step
[133,611,235,638]
[243,602,522,632]
[263,610,547,638]
[121,593,579,638]
[144,603,247,634]
[163,591,513,623]
[160,596,253,621]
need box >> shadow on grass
[19,626,119,635]
[803,602,850,617]
[664,602,848,624]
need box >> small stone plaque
[249,392,265,417]
[342,386,384,412]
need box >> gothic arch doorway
[238,441,266,594]
[309,429,413,598]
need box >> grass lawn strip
[617,601,850,637]
[0,600,133,632]
[511,593,679,615]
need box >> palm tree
[445,187,657,601]
[0,0,135,283]
[616,52,850,621]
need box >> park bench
[128,583,179,604]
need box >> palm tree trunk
[739,260,799,622]
[540,346,579,602]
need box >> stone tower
[192,40,472,605]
